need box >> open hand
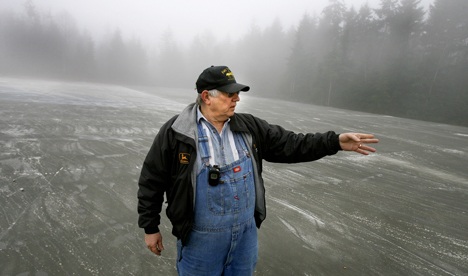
[339,133,379,155]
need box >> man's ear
[201,90,210,104]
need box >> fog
[1,1,468,275]
[1,78,467,275]
[0,0,467,127]
[0,0,433,45]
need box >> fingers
[157,240,165,252]
[358,140,379,151]
[352,133,379,154]
[339,133,379,154]
[356,133,375,139]
[145,232,164,256]
[148,243,163,255]
[355,134,379,144]
[356,144,377,155]
[348,133,362,142]
[361,138,379,144]
[340,133,379,144]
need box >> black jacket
[137,103,341,245]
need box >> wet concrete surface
[1,77,467,275]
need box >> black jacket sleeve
[137,118,175,234]
[239,114,341,163]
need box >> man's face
[205,91,240,121]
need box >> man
[137,65,379,275]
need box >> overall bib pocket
[207,170,253,215]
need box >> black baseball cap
[196,66,250,93]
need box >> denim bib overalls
[176,122,258,276]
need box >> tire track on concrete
[268,191,456,275]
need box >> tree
[314,0,346,106]
[422,0,468,125]
[252,17,290,98]
[373,0,425,114]
[338,4,380,110]
[286,14,318,102]
[153,29,187,87]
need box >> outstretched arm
[339,133,379,155]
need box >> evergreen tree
[374,0,425,114]
[286,14,318,102]
[253,18,290,98]
[315,0,346,106]
[423,0,468,125]
[339,4,380,110]
[154,29,187,87]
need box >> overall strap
[197,122,211,166]
[233,132,250,159]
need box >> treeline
[283,0,468,126]
[0,0,467,126]
[0,1,150,84]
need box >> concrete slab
[1,77,467,275]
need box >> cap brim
[216,83,250,93]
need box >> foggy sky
[0,0,433,47]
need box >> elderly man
[137,65,378,275]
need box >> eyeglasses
[222,92,239,98]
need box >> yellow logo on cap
[221,68,235,80]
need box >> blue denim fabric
[176,124,257,275]
[176,218,257,276]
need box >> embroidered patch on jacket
[233,166,241,173]
[179,153,190,164]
